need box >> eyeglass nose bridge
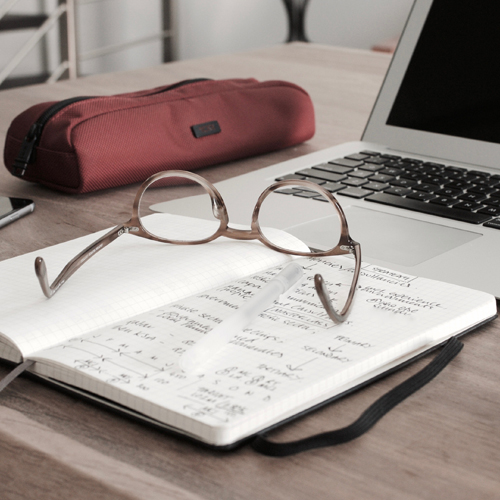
[222,224,261,241]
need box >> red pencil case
[3,78,315,194]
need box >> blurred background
[0,0,413,90]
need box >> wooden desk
[0,43,498,500]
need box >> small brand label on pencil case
[191,121,221,138]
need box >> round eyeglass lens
[257,182,343,254]
[138,173,222,242]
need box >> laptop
[152,0,500,298]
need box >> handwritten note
[30,256,494,444]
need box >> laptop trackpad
[289,206,481,267]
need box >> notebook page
[0,214,304,361]
[29,257,495,445]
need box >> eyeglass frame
[35,170,361,322]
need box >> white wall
[174,0,414,60]
[76,0,163,76]
[0,0,414,82]
[306,0,414,49]
[173,0,287,61]
[0,0,46,78]
[0,0,164,80]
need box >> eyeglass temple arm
[35,224,126,298]
[314,243,362,323]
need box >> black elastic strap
[0,360,35,393]
[252,337,463,456]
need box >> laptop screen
[386,0,500,145]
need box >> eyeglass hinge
[340,245,355,253]
[119,226,139,235]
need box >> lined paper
[30,257,496,445]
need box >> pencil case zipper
[11,78,210,177]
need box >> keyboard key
[422,165,444,172]
[461,173,483,183]
[406,191,437,202]
[453,200,484,211]
[384,160,411,169]
[459,192,487,203]
[299,177,326,185]
[442,180,471,190]
[275,174,305,181]
[399,171,422,181]
[380,167,403,177]
[345,153,369,161]
[430,196,458,206]
[294,191,321,199]
[478,206,500,217]
[483,197,500,207]
[364,156,387,165]
[435,187,462,197]
[445,165,467,174]
[342,177,368,187]
[413,183,436,193]
[443,169,466,180]
[370,173,395,183]
[470,170,490,177]
[366,192,492,224]
[275,188,302,195]
[466,185,498,195]
[406,170,432,181]
[472,177,500,187]
[389,178,418,188]
[349,169,373,179]
[337,187,373,199]
[322,182,347,193]
[419,164,443,175]
[483,218,500,229]
[359,163,385,173]
[329,158,364,168]
[403,157,423,164]
[422,175,446,185]
[296,168,346,183]
[384,187,412,196]
[363,181,389,191]
[313,163,352,174]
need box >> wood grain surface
[0,43,498,500]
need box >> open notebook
[0,215,495,447]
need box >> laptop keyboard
[276,150,500,229]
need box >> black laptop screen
[387,0,500,144]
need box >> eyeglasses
[35,170,361,322]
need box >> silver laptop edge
[365,0,500,171]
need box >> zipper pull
[12,122,43,177]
